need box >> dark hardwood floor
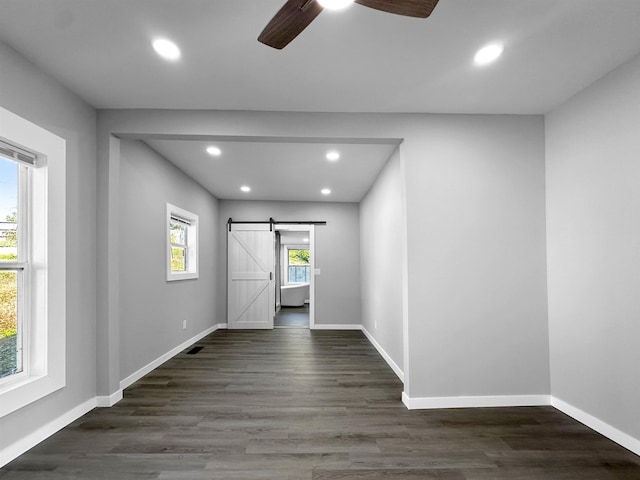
[275,305,310,327]
[2,329,639,479]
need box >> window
[287,248,310,284]
[0,105,66,419]
[0,156,25,381]
[166,203,198,281]
[170,217,188,272]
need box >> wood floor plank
[312,469,467,479]
[2,328,639,479]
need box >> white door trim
[276,224,315,329]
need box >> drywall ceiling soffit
[143,138,398,202]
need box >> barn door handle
[270,272,273,281]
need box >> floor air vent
[186,346,204,355]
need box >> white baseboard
[119,323,223,391]
[311,324,404,383]
[401,393,640,456]
[96,389,123,407]
[552,396,640,456]
[311,323,362,330]
[402,392,551,410]
[0,397,96,468]
[360,326,404,382]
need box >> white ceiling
[1,0,640,114]
[144,139,398,202]
[2,0,640,202]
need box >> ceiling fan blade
[354,0,439,18]
[258,0,324,49]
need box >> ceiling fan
[258,0,440,49]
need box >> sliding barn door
[227,224,275,329]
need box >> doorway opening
[275,225,315,328]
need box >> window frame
[166,203,198,282]
[0,105,66,419]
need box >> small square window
[166,204,198,281]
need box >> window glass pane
[171,246,186,272]
[0,157,18,262]
[288,249,309,266]
[0,270,20,379]
[170,220,186,245]
[288,265,310,284]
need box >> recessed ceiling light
[240,185,251,193]
[317,0,354,10]
[303,238,309,243]
[152,38,181,61]
[326,151,340,162]
[206,145,222,156]
[474,43,504,66]
[321,188,331,195]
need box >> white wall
[360,147,405,376]
[119,140,219,380]
[403,115,550,401]
[546,54,640,443]
[0,42,97,453]
[219,200,361,326]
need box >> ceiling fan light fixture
[259,0,438,49]
[317,0,354,10]
[474,43,504,66]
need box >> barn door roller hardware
[227,217,327,232]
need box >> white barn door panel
[227,224,275,329]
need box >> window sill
[0,372,65,418]
[166,271,199,282]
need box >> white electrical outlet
[182,320,187,330]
